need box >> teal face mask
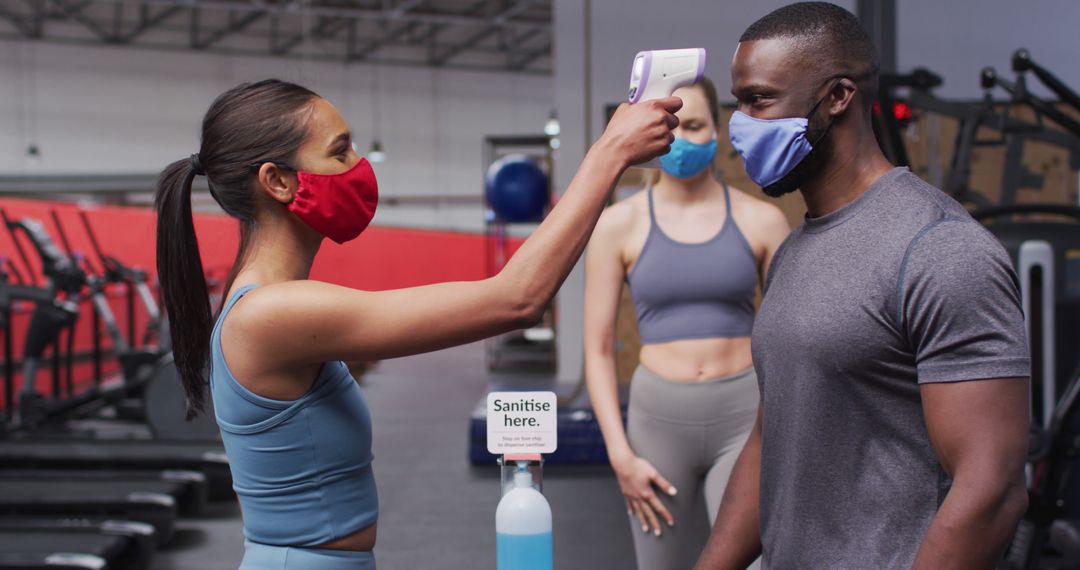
[658,138,717,179]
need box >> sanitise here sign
[486,392,557,454]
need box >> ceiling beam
[0,3,32,36]
[271,15,347,55]
[431,0,536,66]
[509,40,550,71]
[118,4,182,43]
[51,0,116,42]
[192,9,264,49]
[0,29,552,75]
[0,1,552,75]
[349,20,420,60]
[134,0,550,30]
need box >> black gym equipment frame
[1003,362,1080,569]
[0,262,67,425]
[976,204,1080,569]
[875,50,1080,211]
[0,210,150,432]
[0,209,84,429]
[0,209,218,439]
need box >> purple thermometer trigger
[629,51,653,104]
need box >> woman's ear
[255,162,296,204]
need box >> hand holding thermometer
[628,48,707,104]
[627,48,705,167]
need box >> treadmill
[0,468,208,516]
[0,438,233,500]
[0,479,180,545]
[0,516,155,570]
[0,213,233,565]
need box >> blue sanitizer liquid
[497,531,553,570]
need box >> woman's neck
[234,213,322,287]
[653,170,722,206]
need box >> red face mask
[286,158,379,244]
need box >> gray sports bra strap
[648,186,660,226]
[650,184,731,225]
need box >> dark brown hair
[154,79,318,418]
[695,75,720,127]
[647,75,722,185]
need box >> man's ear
[255,162,296,204]
[828,78,859,117]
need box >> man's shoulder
[862,169,973,240]
[905,215,1012,272]
[781,169,987,265]
[879,169,968,217]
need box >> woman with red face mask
[154,79,680,569]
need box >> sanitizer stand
[488,392,557,570]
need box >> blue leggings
[240,540,375,569]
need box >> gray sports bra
[626,184,758,344]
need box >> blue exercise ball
[485,154,549,222]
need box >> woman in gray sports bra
[584,78,790,570]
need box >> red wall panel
[0,197,523,404]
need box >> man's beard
[762,119,834,198]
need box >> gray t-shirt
[753,167,1030,569]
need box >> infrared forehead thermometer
[628,48,706,103]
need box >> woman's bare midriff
[316,522,377,551]
[639,337,753,381]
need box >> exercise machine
[1002,362,1080,569]
[1,210,85,431]
[1,211,217,439]
[874,52,1080,211]
[0,438,232,500]
[0,468,208,516]
[0,516,156,570]
[980,204,1080,569]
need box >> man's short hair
[741,2,880,110]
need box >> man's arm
[695,407,764,570]
[912,378,1030,569]
[897,221,1032,568]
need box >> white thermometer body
[626,48,706,167]
[628,48,706,103]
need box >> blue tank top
[210,284,378,546]
[626,184,758,344]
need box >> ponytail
[154,79,320,419]
[155,157,212,419]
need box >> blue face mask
[727,84,834,188]
[659,138,717,179]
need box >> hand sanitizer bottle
[496,462,552,570]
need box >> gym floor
[151,342,712,569]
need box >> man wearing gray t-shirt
[696,4,1030,569]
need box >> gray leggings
[627,365,760,570]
